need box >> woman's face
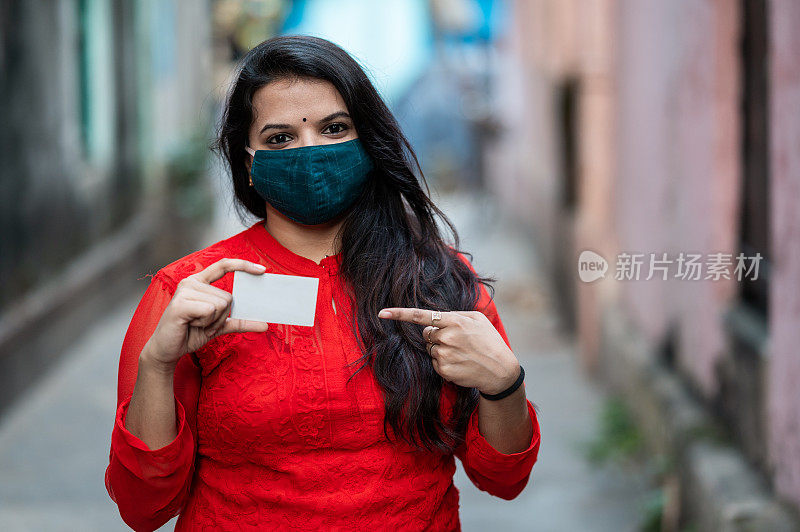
[245,77,358,172]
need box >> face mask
[245,138,374,225]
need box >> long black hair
[212,35,497,454]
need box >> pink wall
[767,0,800,509]
[483,0,565,269]
[491,0,800,512]
[613,0,741,395]
[491,1,742,391]
[574,0,617,371]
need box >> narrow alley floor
[0,186,652,531]
[435,191,653,531]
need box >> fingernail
[254,263,266,270]
[378,310,391,318]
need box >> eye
[267,133,292,145]
[322,122,349,135]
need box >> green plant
[584,396,645,465]
[165,126,214,221]
[638,487,666,531]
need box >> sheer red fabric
[104,220,540,531]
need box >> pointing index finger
[378,307,455,327]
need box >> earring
[249,174,254,187]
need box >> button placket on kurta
[245,225,377,446]
[315,255,383,443]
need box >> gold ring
[426,328,434,342]
[431,310,442,326]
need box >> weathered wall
[0,0,214,417]
[0,1,96,310]
[488,0,800,513]
[613,0,741,396]
[767,0,800,509]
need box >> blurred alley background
[1,0,799,530]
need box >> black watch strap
[480,365,525,401]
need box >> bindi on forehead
[303,118,306,122]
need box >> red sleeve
[104,271,201,531]
[451,252,541,500]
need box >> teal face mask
[245,138,374,225]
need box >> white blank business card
[230,271,319,327]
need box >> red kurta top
[104,220,540,531]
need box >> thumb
[215,317,269,337]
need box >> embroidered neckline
[244,220,342,276]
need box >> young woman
[104,35,540,531]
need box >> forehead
[250,77,348,122]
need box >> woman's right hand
[142,258,269,371]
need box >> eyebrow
[257,111,351,136]
[258,122,291,135]
[317,111,351,124]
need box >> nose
[295,128,319,148]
